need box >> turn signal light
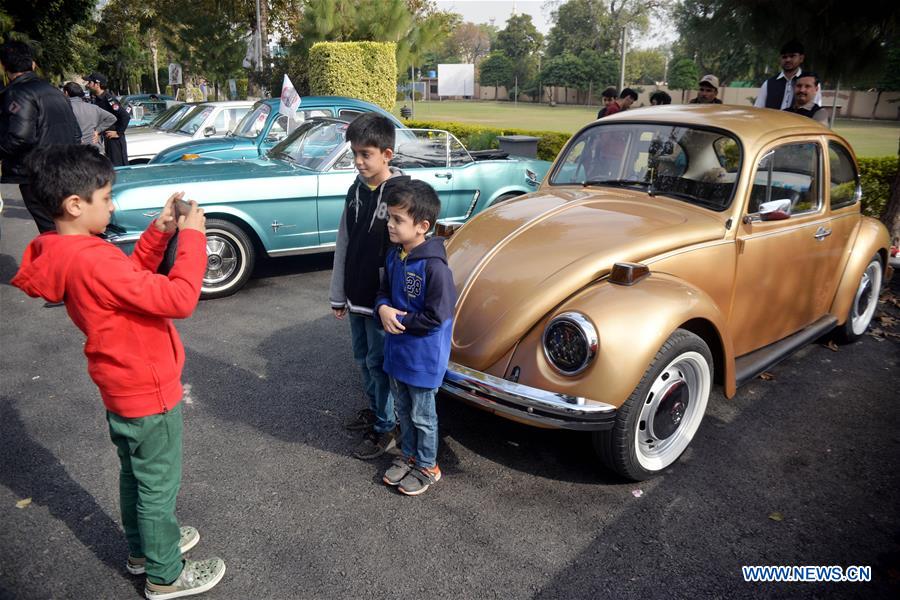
[181,154,201,161]
[609,262,650,286]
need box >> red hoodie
[11,225,207,417]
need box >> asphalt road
[1,188,898,600]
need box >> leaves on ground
[15,498,32,509]
[758,371,775,381]
[822,340,840,352]
[768,511,784,522]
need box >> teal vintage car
[149,96,403,164]
[104,118,550,298]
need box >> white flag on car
[279,74,302,133]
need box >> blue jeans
[390,377,438,468]
[349,313,394,433]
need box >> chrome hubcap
[850,262,881,335]
[635,352,710,471]
[205,234,239,286]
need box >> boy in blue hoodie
[375,180,456,496]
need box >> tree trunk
[882,163,900,245]
[871,89,882,119]
[150,36,160,94]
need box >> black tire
[162,218,256,300]
[489,192,522,207]
[593,329,713,481]
[835,255,883,343]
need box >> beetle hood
[446,187,727,369]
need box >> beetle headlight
[542,312,598,375]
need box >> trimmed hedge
[858,156,898,218]
[407,118,897,218]
[308,42,396,111]
[404,119,570,162]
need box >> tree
[445,22,493,64]
[540,52,588,102]
[494,14,543,97]
[478,52,514,99]
[626,48,666,85]
[2,0,95,80]
[668,57,699,102]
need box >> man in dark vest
[84,72,130,166]
[754,40,821,110]
[783,72,829,126]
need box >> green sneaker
[144,558,226,600]
[127,526,200,575]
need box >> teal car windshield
[268,120,349,171]
[550,123,743,211]
[233,103,271,138]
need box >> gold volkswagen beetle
[439,105,892,481]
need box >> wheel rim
[634,351,710,471]
[204,231,243,288]
[850,261,881,335]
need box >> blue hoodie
[375,237,456,389]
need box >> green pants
[107,403,184,584]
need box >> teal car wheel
[163,219,256,299]
[202,219,255,299]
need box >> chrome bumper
[441,362,616,431]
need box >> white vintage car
[125,101,253,164]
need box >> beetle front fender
[830,216,890,325]
[506,272,735,408]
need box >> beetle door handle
[434,172,452,179]
[814,226,832,240]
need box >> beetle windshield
[268,120,349,171]
[233,103,271,138]
[550,123,742,211]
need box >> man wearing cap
[63,82,117,151]
[689,75,723,104]
[85,72,130,166]
[783,72,829,126]
[0,40,80,233]
[754,40,822,110]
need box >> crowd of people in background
[595,40,828,127]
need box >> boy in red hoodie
[11,145,226,600]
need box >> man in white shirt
[754,40,822,110]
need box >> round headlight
[542,312,598,375]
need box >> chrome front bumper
[441,362,617,431]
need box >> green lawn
[393,100,900,157]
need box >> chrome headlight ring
[542,312,599,376]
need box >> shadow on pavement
[0,399,140,594]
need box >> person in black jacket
[0,41,80,233]
[85,72,130,166]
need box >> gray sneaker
[383,455,414,486]
[398,465,442,496]
[127,526,201,575]
[144,558,226,600]
[344,408,376,431]
[353,429,396,460]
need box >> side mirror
[758,198,791,221]
[203,126,216,137]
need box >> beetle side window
[748,142,821,215]
[828,142,860,209]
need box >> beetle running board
[734,315,838,387]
